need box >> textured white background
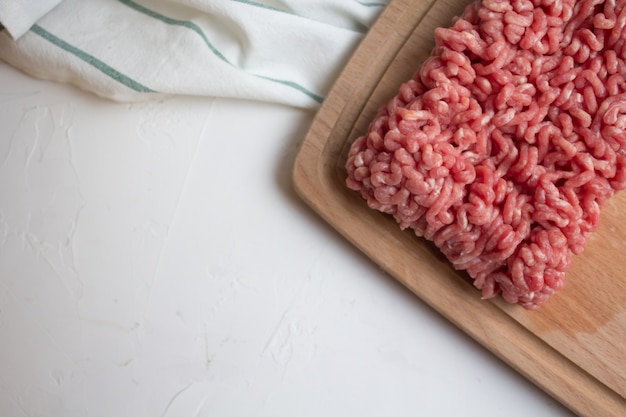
[0,61,575,417]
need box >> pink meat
[345,0,626,309]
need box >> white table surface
[0,61,576,417]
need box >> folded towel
[0,0,387,108]
[0,0,62,38]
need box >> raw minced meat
[345,0,626,309]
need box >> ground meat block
[345,0,626,309]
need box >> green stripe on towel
[30,24,155,93]
[118,0,324,104]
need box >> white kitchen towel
[0,0,62,38]
[0,0,387,108]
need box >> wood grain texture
[292,0,626,416]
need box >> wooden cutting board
[292,0,626,416]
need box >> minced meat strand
[345,0,626,309]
